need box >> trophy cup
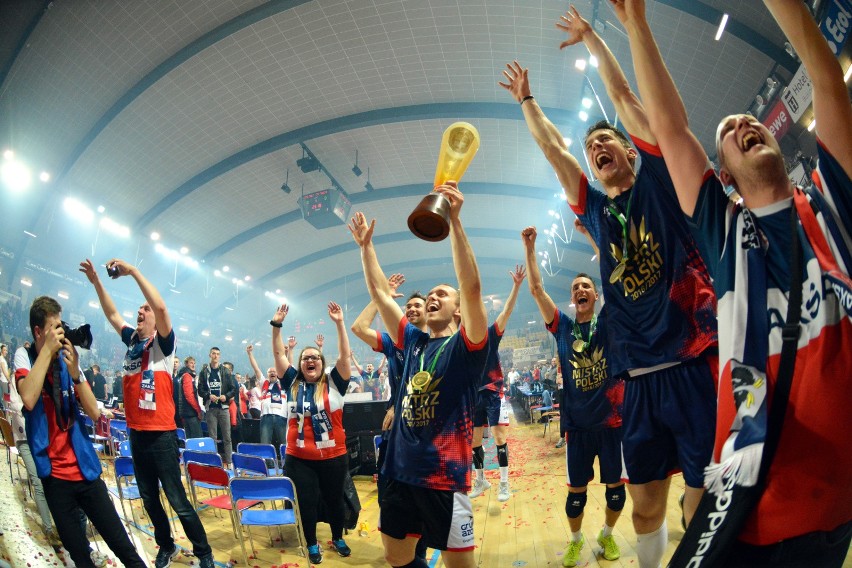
[407,122,481,241]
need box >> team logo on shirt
[400,375,442,427]
[609,216,663,300]
[569,346,608,392]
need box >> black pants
[284,453,348,545]
[129,429,212,557]
[726,521,852,568]
[42,476,146,568]
[181,415,203,439]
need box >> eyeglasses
[301,355,321,362]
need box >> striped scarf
[294,380,335,449]
[707,186,852,496]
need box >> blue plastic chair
[229,476,307,564]
[237,443,282,475]
[185,437,217,453]
[187,461,259,537]
[233,453,268,478]
[118,440,132,457]
[109,456,141,526]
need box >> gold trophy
[408,122,481,241]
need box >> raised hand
[388,273,406,299]
[510,264,527,284]
[272,304,289,325]
[521,226,538,250]
[433,181,463,220]
[557,5,592,49]
[497,61,531,103]
[287,336,297,350]
[104,258,135,279]
[607,0,644,27]
[315,334,324,348]
[78,259,100,284]
[328,302,344,323]
[348,212,376,247]
[246,344,253,355]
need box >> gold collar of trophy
[408,122,481,241]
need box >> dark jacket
[173,367,201,418]
[197,364,235,409]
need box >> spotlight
[364,181,375,191]
[297,155,319,173]
[352,164,362,176]
[581,98,593,109]
[280,182,292,194]
[574,59,587,71]
[39,171,50,182]
[578,110,589,122]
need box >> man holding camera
[15,295,146,568]
[81,259,215,568]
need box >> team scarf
[294,379,335,449]
[126,333,157,411]
[708,186,852,497]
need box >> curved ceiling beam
[202,182,554,263]
[54,0,309,185]
[0,1,52,93]
[134,102,579,231]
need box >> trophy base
[408,193,450,242]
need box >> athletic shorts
[565,427,626,487]
[474,388,509,427]
[622,355,716,487]
[379,479,475,551]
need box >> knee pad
[605,485,626,512]
[565,491,587,519]
[496,443,508,467]
[472,445,484,470]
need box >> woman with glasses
[271,301,353,564]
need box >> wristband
[520,95,534,105]
[72,377,84,385]
[270,320,283,328]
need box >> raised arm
[436,182,488,344]
[246,344,263,383]
[350,274,405,350]
[377,356,386,375]
[612,0,709,215]
[79,259,126,335]
[499,62,587,207]
[350,352,365,375]
[557,4,654,142]
[328,302,351,378]
[349,212,405,344]
[494,265,527,333]
[522,227,559,324]
[764,0,852,177]
[271,305,292,377]
[107,259,172,338]
[574,217,600,258]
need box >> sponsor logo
[686,468,737,567]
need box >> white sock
[601,523,613,537]
[474,468,485,481]
[571,530,583,543]
[499,466,509,483]
[635,519,667,568]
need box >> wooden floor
[2,405,851,567]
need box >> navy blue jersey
[383,317,488,492]
[479,323,505,393]
[547,307,623,432]
[571,137,717,376]
[375,330,405,408]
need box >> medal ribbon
[607,189,635,267]
[419,333,455,376]
[572,314,597,351]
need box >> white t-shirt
[0,356,9,384]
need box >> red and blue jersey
[547,307,623,432]
[375,330,405,408]
[383,317,488,492]
[692,141,852,545]
[479,323,505,394]
[570,138,717,376]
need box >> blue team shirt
[375,330,405,409]
[571,137,717,376]
[479,323,505,393]
[547,307,623,432]
[383,317,488,492]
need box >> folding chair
[117,440,133,457]
[230,476,307,565]
[109,456,142,527]
[185,437,217,452]
[233,453,268,477]
[0,417,25,487]
[183,449,230,508]
[541,411,561,440]
[82,414,108,453]
[236,443,282,475]
[186,462,259,537]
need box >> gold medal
[609,261,626,284]
[572,339,586,353]
[410,370,432,392]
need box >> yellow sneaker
[597,529,620,561]
[562,535,584,567]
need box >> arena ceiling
[0,0,836,355]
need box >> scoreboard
[299,187,352,229]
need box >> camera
[61,321,93,350]
[106,263,120,278]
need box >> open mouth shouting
[740,130,764,153]
[595,152,614,171]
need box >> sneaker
[90,550,108,568]
[330,538,351,557]
[469,477,491,498]
[678,492,686,530]
[596,530,620,561]
[497,481,511,502]
[154,545,179,568]
[197,553,215,568]
[308,543,323,564]
[555,438,566,449]
[562,536,584,567]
